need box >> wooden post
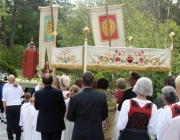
[105,0,111,47]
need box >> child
[21,92,31,104]
[31,93,41,140]
[61,85,79,140]
[22,93,41,140]
[19,92,31,127]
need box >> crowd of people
[0,71,180,140]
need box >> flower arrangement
[16,76,41,83]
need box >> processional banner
[88,5,126,47]
[51,46,172,72]
[38,5,60,69]
[51,47,83,69]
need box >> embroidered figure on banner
[44,15,53,42]
[99,14,119,41]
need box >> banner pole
[105,0,111,47]
[83,26,90,73]
[168,32,175,76]
[50,0,56,87]
[50,0,54,32]
[105,0,115,91]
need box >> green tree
[57,1,94,47]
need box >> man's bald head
[42,73,53,86]
[8,75,15,84]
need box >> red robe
[22,47,38,80]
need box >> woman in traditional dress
[117,77,157,140]
[61,85,79,140]
[156,85,177,120]
[157,75,180,140]
[155,86,177,139]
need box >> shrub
[0,59,18,77]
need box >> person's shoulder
[17,85,23,90]
[34,88,44,96]
[122,99,131,106]
[124,88,133,93]
[52,87,62,92]
[3,84,11,92]
[42,87,62,95]
[22,102,29,108]
[94,90,107,98]
[96,90,106,95]
[170,116,180,123]
[161,105,171,113]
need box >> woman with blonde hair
[61,85,79,140]
[59,75,70,96]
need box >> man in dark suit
[67,71,108,140]
[35,73,66,140]
[117,72,153,111]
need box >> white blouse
[117,98,157,139]
[157,102,180,140]
[155,106,168,136]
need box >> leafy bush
[0,59,18,77]
[0,45,26,69]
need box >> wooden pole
[50,0,54,32]
[50,0,56,87]
[105,0,115,91]
[105,0,111,47]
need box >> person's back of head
[82,71,94,87]
[42,73,53,86]
[74,78,82,88]
[130,72,142,81]
[162,86,177,105]
[97,78,109,89]
[59,75,70,89]
[69,85,80,97]
[24,92,31,102]
[164,76,176,89]
[8,75,15,84]
[116,78,126,90]
[129,72,142,87]
[133,77,153,96]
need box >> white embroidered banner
[51,47,83,69]
[88,5,126,47]
[87,46,172,71]
[38,5,60,69]
[51,46,172,72]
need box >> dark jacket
[118,88,153,111]
[35,86,66,132]
[67,88,108,140]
